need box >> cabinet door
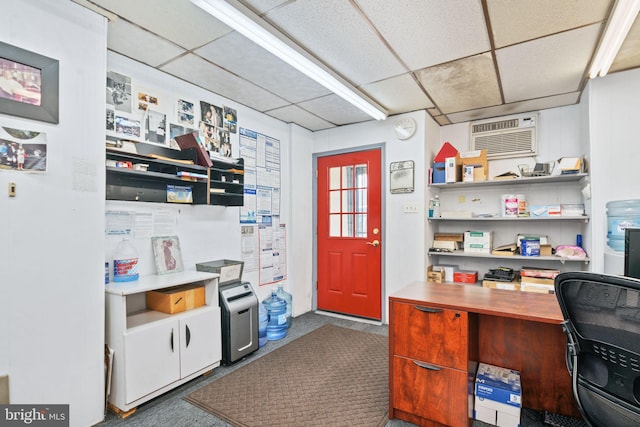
[393,356,469,427]
[180,307,221,377]
[391,301,468,369]
[124,320,181,404]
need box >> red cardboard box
[434,142,459,163]
[454,270,478,284]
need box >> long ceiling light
[190,0,388,120]
[589,0,640,78]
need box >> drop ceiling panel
[498,24,601,103]
[266,105,335,131]
[297,94,372,125]
[357,0,490,70]
[88,0,230,49]
[108,19,186,67]
[160,54,289,112]
[487,0,612,48]
[196,32,331,103]
[241,0,290,14]
[416,53,501,114]
[264,0,405,86]
[447,92,580,123]
[610,16,640,74]
[361,74,434,114]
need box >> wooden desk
[389,281,580,427]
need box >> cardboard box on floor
[474,363,522,427]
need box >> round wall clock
[393,117,417,140]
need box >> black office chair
[555,271,640,427]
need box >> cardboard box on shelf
[434,141,459,163]
[445,155,461,183]
[427,265,445,283]
[454,270,478,284]
[474,363,522,427]
[433,161,446,183]
[464,230,492,253]
[434,264,458,282]
[460,149,488,181]
[146,284,205,314]
[482,280,521,291]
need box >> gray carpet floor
[95,311,554,427]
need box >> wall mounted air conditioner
[470,113,538,159]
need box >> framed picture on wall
[0,41,59,124]
[151,236,184,275]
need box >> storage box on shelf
[106,142,209,204]
[209,158,244,207]
[427,173,590,283]
[105,270,222,415]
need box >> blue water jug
[258,302,268,347]
[262,291,287,340]
[276,284,293,329]
[607,200,640,251]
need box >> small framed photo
[151,236,184,275]
[0,41,59,124]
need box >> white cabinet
[427,173,590,280]
[106,270,222,414]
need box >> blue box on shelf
[433,162,446,183]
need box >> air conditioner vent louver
[471,114,537,160]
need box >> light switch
[8,182,16,197]
[403,203,419,213]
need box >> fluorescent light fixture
[589,0,640,78]
[190,0,387,120]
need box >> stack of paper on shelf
[520,267,560,294]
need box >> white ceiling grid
[73,0,640,131]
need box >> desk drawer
[392,355,469,427]
[391,301,468,369]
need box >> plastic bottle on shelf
[258,302,268,348]
[432,195,441,218]
[276,283,293,329]
[113,238,139,282]
[262,291,287,340]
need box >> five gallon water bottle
[607,199,640,251]
[276,284,293,329]
[258,302,268,347]
[262,291,287,340]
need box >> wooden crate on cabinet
[209,157,244,206]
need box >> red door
[317,149,382,320]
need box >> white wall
[0,1,107,426]
[312,111,435,321]
[104,52,307,309]
[587,68,640,273]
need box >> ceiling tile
[610,15,640,74]
[196,32,331,103]
[88,0,230,49]
[264,0,405,86]
[446,92,580,123]
[488,0,611,48]
[357,0,490,70]
[297,94,372,125]
[265,105,335,132]
[241,0,290,15]
[160,54,290,112]
[497,24,601,103]
[416,53,501,114]
[361,74,434,114]
[434,116,451,126]
[108,19,186,67]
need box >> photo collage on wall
[105,70,238,159]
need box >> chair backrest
[555,271,640,426]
